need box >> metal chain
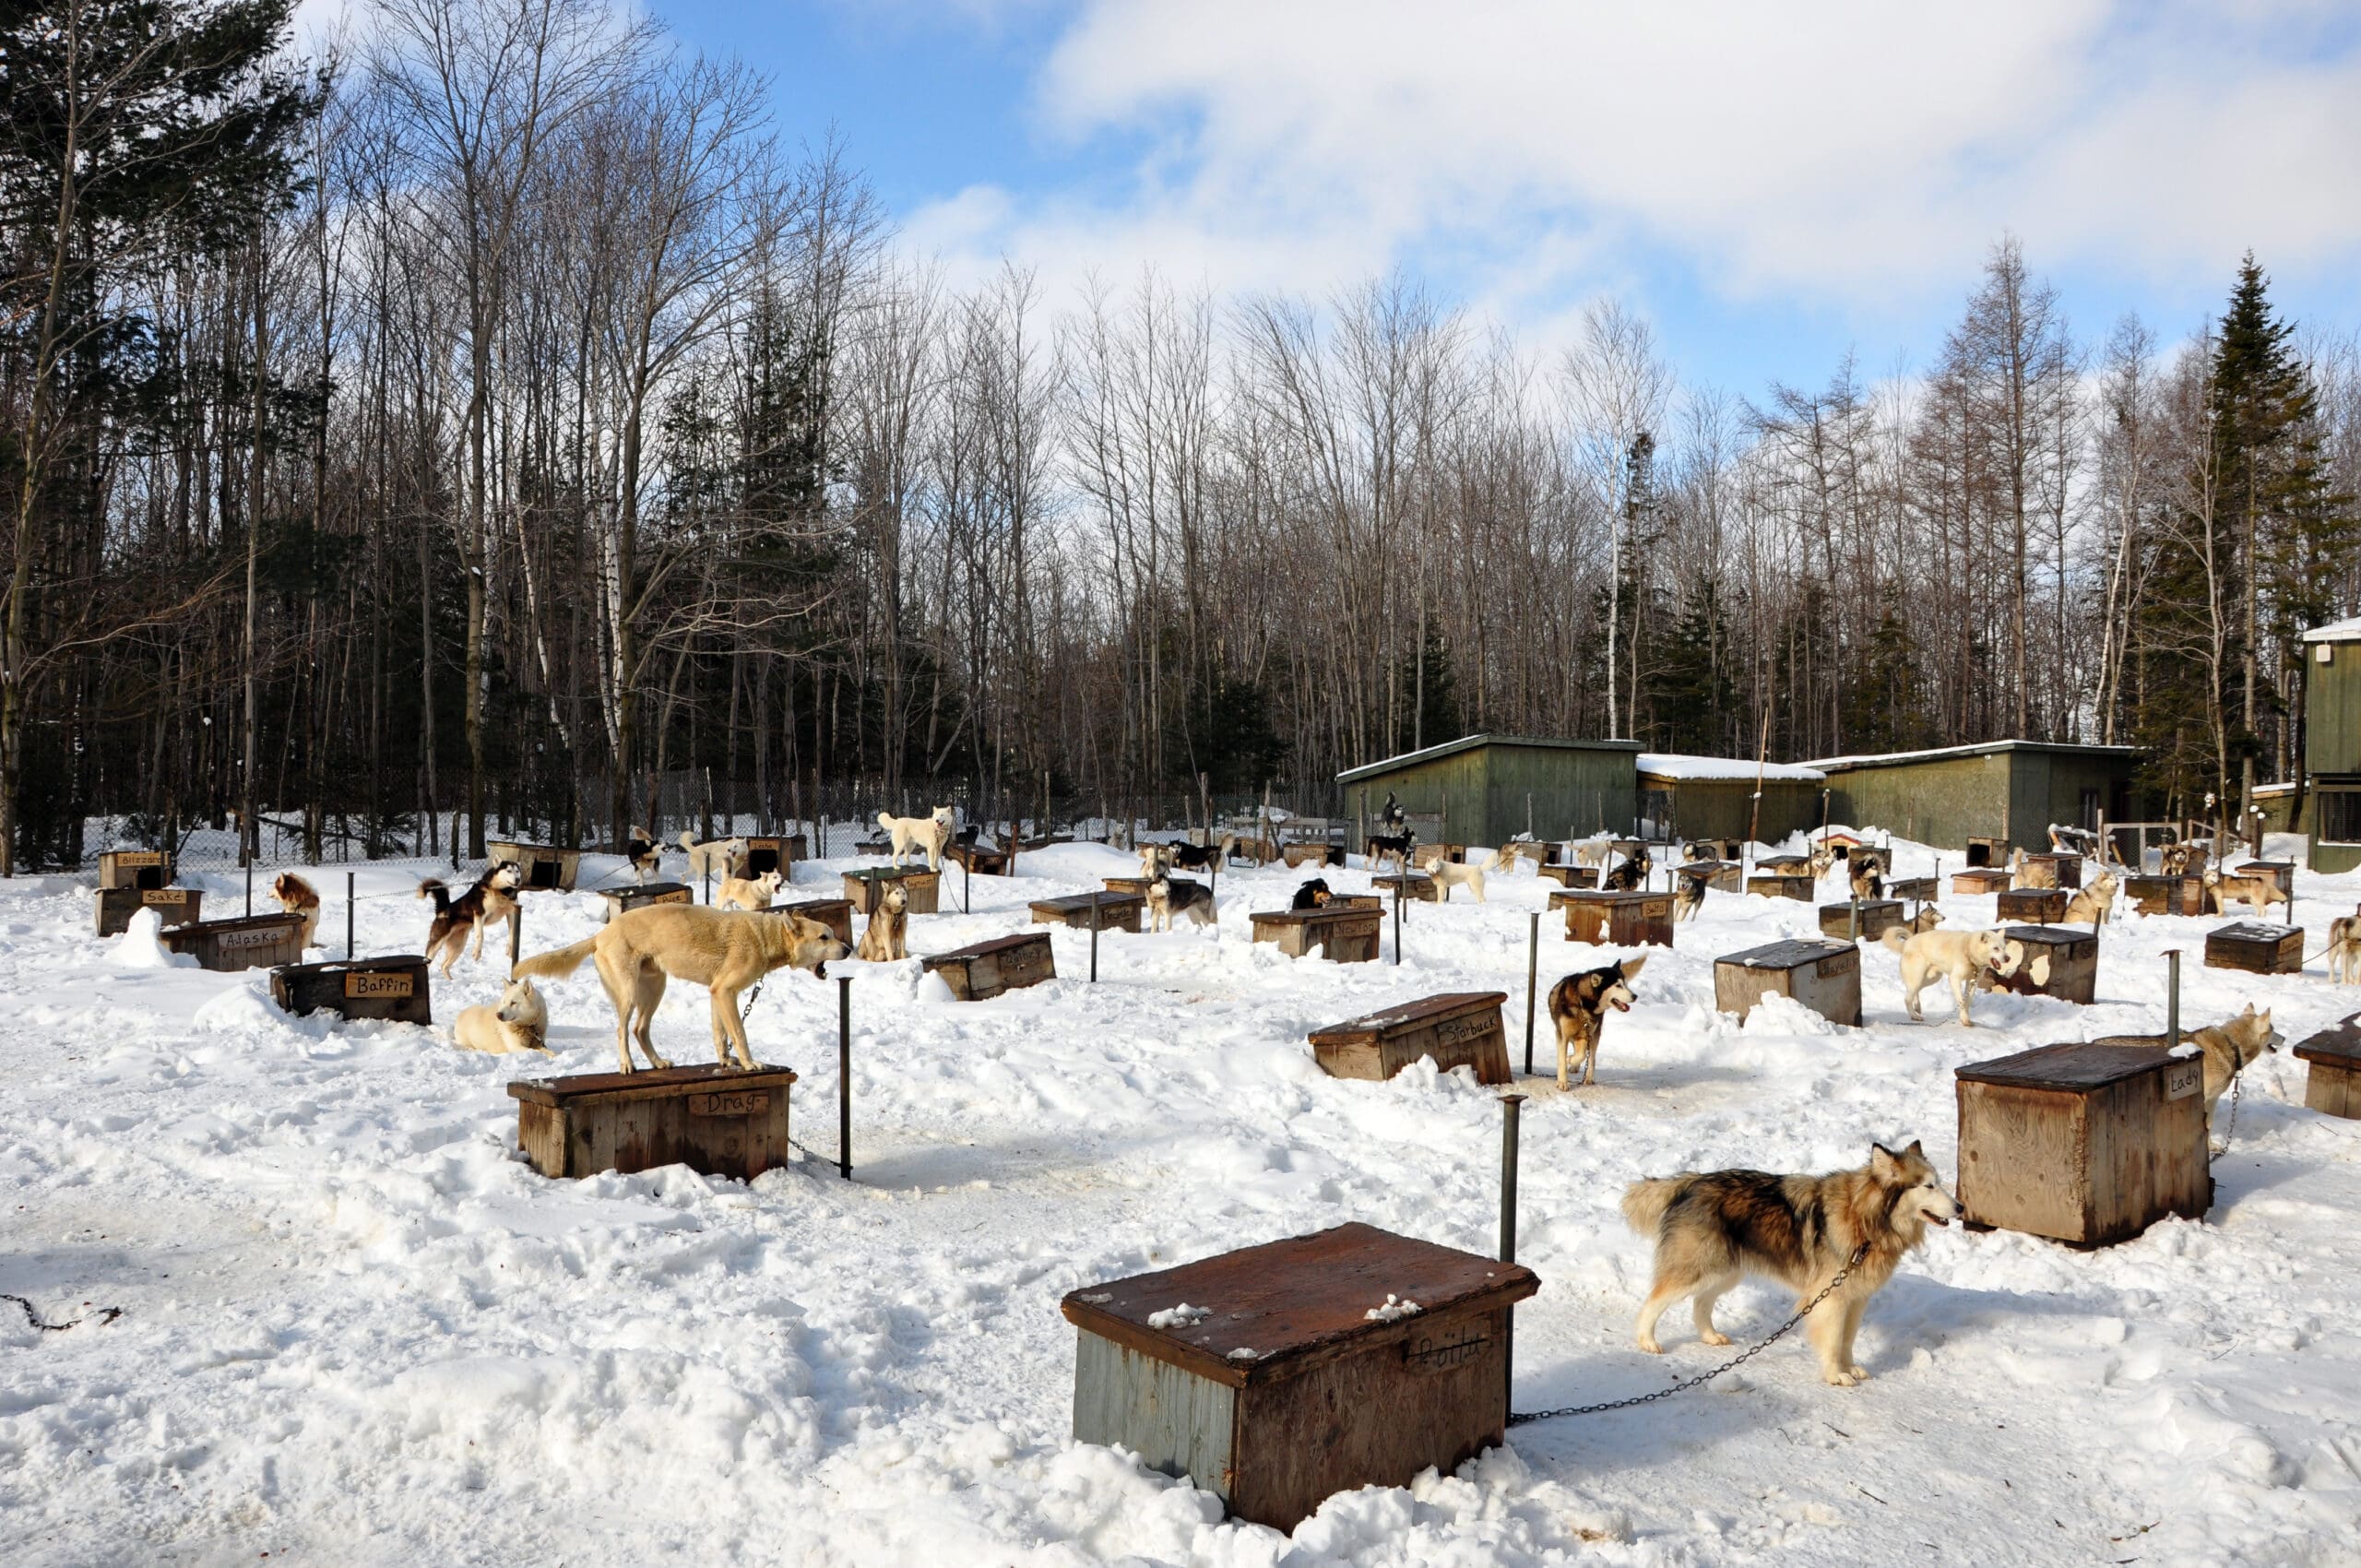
[2211,1070,2243,1165]
[6,1293,122,1334]
[1508,1241,1871,1426]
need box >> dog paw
[1846,1364,1869,1381]
[1823,1368,1863,1387]
[1636,1336,1664,1355]
[1700,1330,1732,1347]
[650,1055,675,1070]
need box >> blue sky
[646,1,2358,393]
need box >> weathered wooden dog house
[1997,887,2070,924]
[1536,861,1599,888]
[97,848,174,890]
[1306,993,1510,1085]
[2234,860,2296,898]
[1029,892,1145,933]
[1817,899,1905,942]
[843,865,941,916]
[1952,868,2013,896]
[2204,921,2304,975]
[1250,907,1382,963]
[509,1063,797,1182]
[601,881,694,921]
[1746,871,1816,902]
[1982,925,2098,1004]
[922,932,1056,999]
[1061,1223,1539,1533]
[1371,872,1440,903]
[160,912,307,972]
[2293,1014,2361,1119]
[1887,874,1937,904]
[486,839,579,892]
[1679,859,1744,892]
[738,834,804,877]
[2126,873,2207,916]
[1955,1041,2210,1246]
[94,885,203,938]
[270,956,433,1026]
[1714,939,1862,1027]
[1552,888,1673,946]
[765,897,853,948]
[2016,852,2082,889]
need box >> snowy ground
[5,830,2360,1566]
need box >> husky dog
[2159,840,2207,878]
[1601,848,1653,893]
[624,826,664,883]
[874,807,955,872]
[1429,859,1486,903]
[1547,956,1645,1088]
[1623,1140,1958,1387]
[2203,867,2289,920]
[2330,915,2361,985]
[1375,791,1407,836]
[1166,835,1236,873]
[1897,905,1947,936]
[678,831,750,880]
[716,868,785,911]
[1673,868,1710,923]
[1146,874,1217,932]
[1291,877,1334,911]
[1364,830,1416,873]
[2062,870,2119,927]
[1848,861,1885,901]
[855,882,908,962]
[2174,1004,2283,1116]
[272,872,322,949]
[1485,839,1552,873]
[452,977,552,1057]
[418,861,523,979]
[1572,840,1615,869]
[1879,925,2016,1027]
[515,904,848,1073]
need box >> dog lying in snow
[452,977,552,1056]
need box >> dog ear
[1902,1138,1924,1158]
[1869,1143,1903,1178]
[1619,955,1647,981]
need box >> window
[2319,790,2361,844]
[2078,789,2099,830]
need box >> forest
[4,0,2356,871]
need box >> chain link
[2211,1069,2243,1165]
[1507,1241,1871,1427]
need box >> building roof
[1805,740,2139,772]
[2302,616,2361,643]
[1637,753,1826,783]
[1335,732,1643,784]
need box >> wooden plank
[920,932,1056,998]
[94,885,203,937]
[1072,1333,1237,1509]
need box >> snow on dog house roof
[1803,739,2137,771]
[1637,753,1825,782]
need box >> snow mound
[108,906,197,969]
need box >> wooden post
[345,871,355,960]
[837,974,852,1181]
[1523,912,1539,1076]
[1746,704,1770,853]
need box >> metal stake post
[1500,1093,1526,1262]
[244,862,253,917]
[509,907,522,972]
[837,975,853,1181]
[346,871,356,959]
[1523,912,1540,1076]
[1393,877,1404,966]
[2165,949,2181,1051]
[1089,891,1101,983]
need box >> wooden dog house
[486,840,580,892]
[600,881,694,921]
[1955,1041,2210,1246]
[97,849,174,890]
[765,897,853,948]
[1997,887,2070,924]
[1982,925,2099,1004]
[2016,852,2082,890]
[1679,859,1743,892]
[1371,872,1440,903]
[1817,899,1905,942]
[1551,888,1674,946]
[1250,907,1382,962]
[95,885,203,938]
[160,912,307,972]
[1746,872,1815,902]
[2293,1014,2361,1119]
[1951,869,2013,896]
[270,956,433,1026]
[2204,921,2304,975]
[1536,862,1599,889]
[1029,892,1145,933]
[509,1063,797,1182]
[738,835,804,877]
[2126,874,2206,916]
[922,932,1056,999]
[843,866,941,916]
[1062,1223,1538,1533]
[1714,939,1862,1027]
[1306,993,1510,1085]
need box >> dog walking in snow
[1547,956,1644,1088]
[1428,859,1485,902]
[678,831,748,880]
[514,904,848,1073]
[715,868,785,910]
[1880,925,2016,1027]
[1623,1140,1958,1387]
[418,861,523,979]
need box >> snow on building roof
[1636,753,1825,782]
[1335,732,1642,782]
[2302,616,2361,643]
[1805,739,2137,770]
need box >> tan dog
[2062,870,2119,927]
[1429,859,1486,903]
[2329,915,2361,985]
[515,904,848,1072]
[856,882,908,961]
[1484,840,1552,873]
[2175,1004,2283,1116]
[2203,867,2289,919]
[272,872,322,948]
[878,807,955,871]
[1547,956,1645,1088]
[1879,925,2016,1027]
[1624,1141,1958,1387]
[677,831,748,880]
[716,868,785,910]
[452,977,552,1056]
[1897,906,1947,935]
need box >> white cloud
[904,0,2361,326]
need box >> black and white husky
[1146,874,1217,932]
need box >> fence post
[244,861,253,917]
[346,871,356,960]
[509,906,522,972]
[1089,890,1101,983]
[1524,912,1539,1076]
[1393,876,1404,967]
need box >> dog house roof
[1637,753,1826,782]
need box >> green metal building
[1335,734,1642,847]
[1807,741,2138,852]
[1637,754,1827,845]
[2304,618,2361,871]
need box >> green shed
[2304,618,2361,872]
[1335,734,1642,849]
[1637,754,1827,846]
[1807,741,2137,854]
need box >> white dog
[878,806,955,871]
[1429,859,1486,903]
[715,868,784,910]
[1880,925,2018,1028]
[452,977,552,1056]
[678,831,748,880]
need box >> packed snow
[1635,754,1826,783]
[4,828,2360,1565]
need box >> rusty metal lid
[1721,938,1855,968]
[2295,1013,2361,1065]
[2209,921,2300,942]
[1956,1040,2173,1090]
[508,1062,799,1107]
[1060,1222,1538,1389]
[1307,992,1507,1044]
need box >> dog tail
[877,810,896,831]
[1620,1176,1689,1235]
[513,935,598,982]
[1878,925,1911,953]
[417,878,451,912]
[677,830,697,851]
